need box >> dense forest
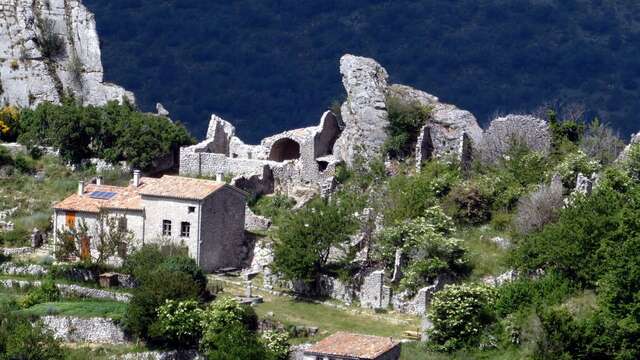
[83,0,640,142]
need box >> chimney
[216,172,224,182]
[96,176,103,186]
[133,170,141,187]
[78,181,85,196]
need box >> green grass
[16,299,126,320]
[66,344,148,360]
[253,296,420,344]
[455,226,511,280]
[400,342,528,360]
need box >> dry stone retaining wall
[41,316,127,344]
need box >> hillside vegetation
[85,0,640,141]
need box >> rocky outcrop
[333,54,390,166]
[387,84,483,167]
[479,115,551,163]
[0,0,134,108]
[617,132,640,163]
[41,316,127,344]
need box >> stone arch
[314,111,341,158]
[268,138,301,162]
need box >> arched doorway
[269,138,301,162]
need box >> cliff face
[0,0,133,108]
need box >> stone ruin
[180,110,342,203]
[180,54,485,201]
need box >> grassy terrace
[214,275,420,344]
[16,299,126,320]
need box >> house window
[181,222,191,238]
[188,206,195,214]
[162,220,172,236]
[117,217,127,232]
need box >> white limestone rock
[0,0,134,108]
[156,103,169,116]
[479,115,551,163]
[616,132,640,163]
[333,54,390,165]
[387,84,483,166]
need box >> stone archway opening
[269,138,301,162]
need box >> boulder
[333,55,390,165]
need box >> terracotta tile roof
[304,332,400,359]
[54,176,237,213]
[137,175,226,200]
[53,184,144,213]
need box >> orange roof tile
[54,176,237,213]
[53,184,144,213]
[137,175,226,200]
[305,332,400,359]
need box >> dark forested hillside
[83,0,640,142]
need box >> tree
[272,197,356,287]
[54,219,89,260]
[580,119,624,165]
[383,96,431,159]
[93,209,135,264]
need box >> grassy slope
[16,299,126,320]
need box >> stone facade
[53,175,247,273]
[0,0,134,108]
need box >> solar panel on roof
[89,191,117,200]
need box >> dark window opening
[162,220,172,236]
[188,206,196,213]
[317,160,329,172]
[181,222,191,238]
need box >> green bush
[123,268,201,340]
[20,279,61,309]
[273,197,357,287]
[260,330,290,360]
[150,299,203,348]
[375,207,469,292]
[36,19,66,59]
[444,181,492,225]
[161,256,208,299]
[0,312,66,359]
[383,96,431,159]
[427,283,496,351]
[250,194,296,225]
[18,99,194,169]
[494,271,576,318]
[552,150,601,189]
[0,146,12,167]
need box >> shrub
[580,119,624,165]
[273,197,357,287]
[494,271,576,317]
[514,177,564,234]
[375,207,469,292]
[200,322,267,360]
[123,268,200,340]
[250,194,296,225]
[199,298,263,358]
[21,279,61,308]
[13,153,35,174]
[0,316,66,359]
[625,143,640,181]
[384,160,460,223]
[552,150,601,189]
[36,19,65,59]
[444,181,492,225]
[122,244,165,279]
[427,284,497,351]
[261,330,290,360]
[150,299,203,348]
[0,147,12,167]
[161,255,208,299]
[383,96,431,159]
[0,105,20,142]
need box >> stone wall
[113,351,203,360]
[0,279,131,302]
[41,316,127,344]
[360,270,391,309]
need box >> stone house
[53,172,246,272]
[303,332,400,360]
